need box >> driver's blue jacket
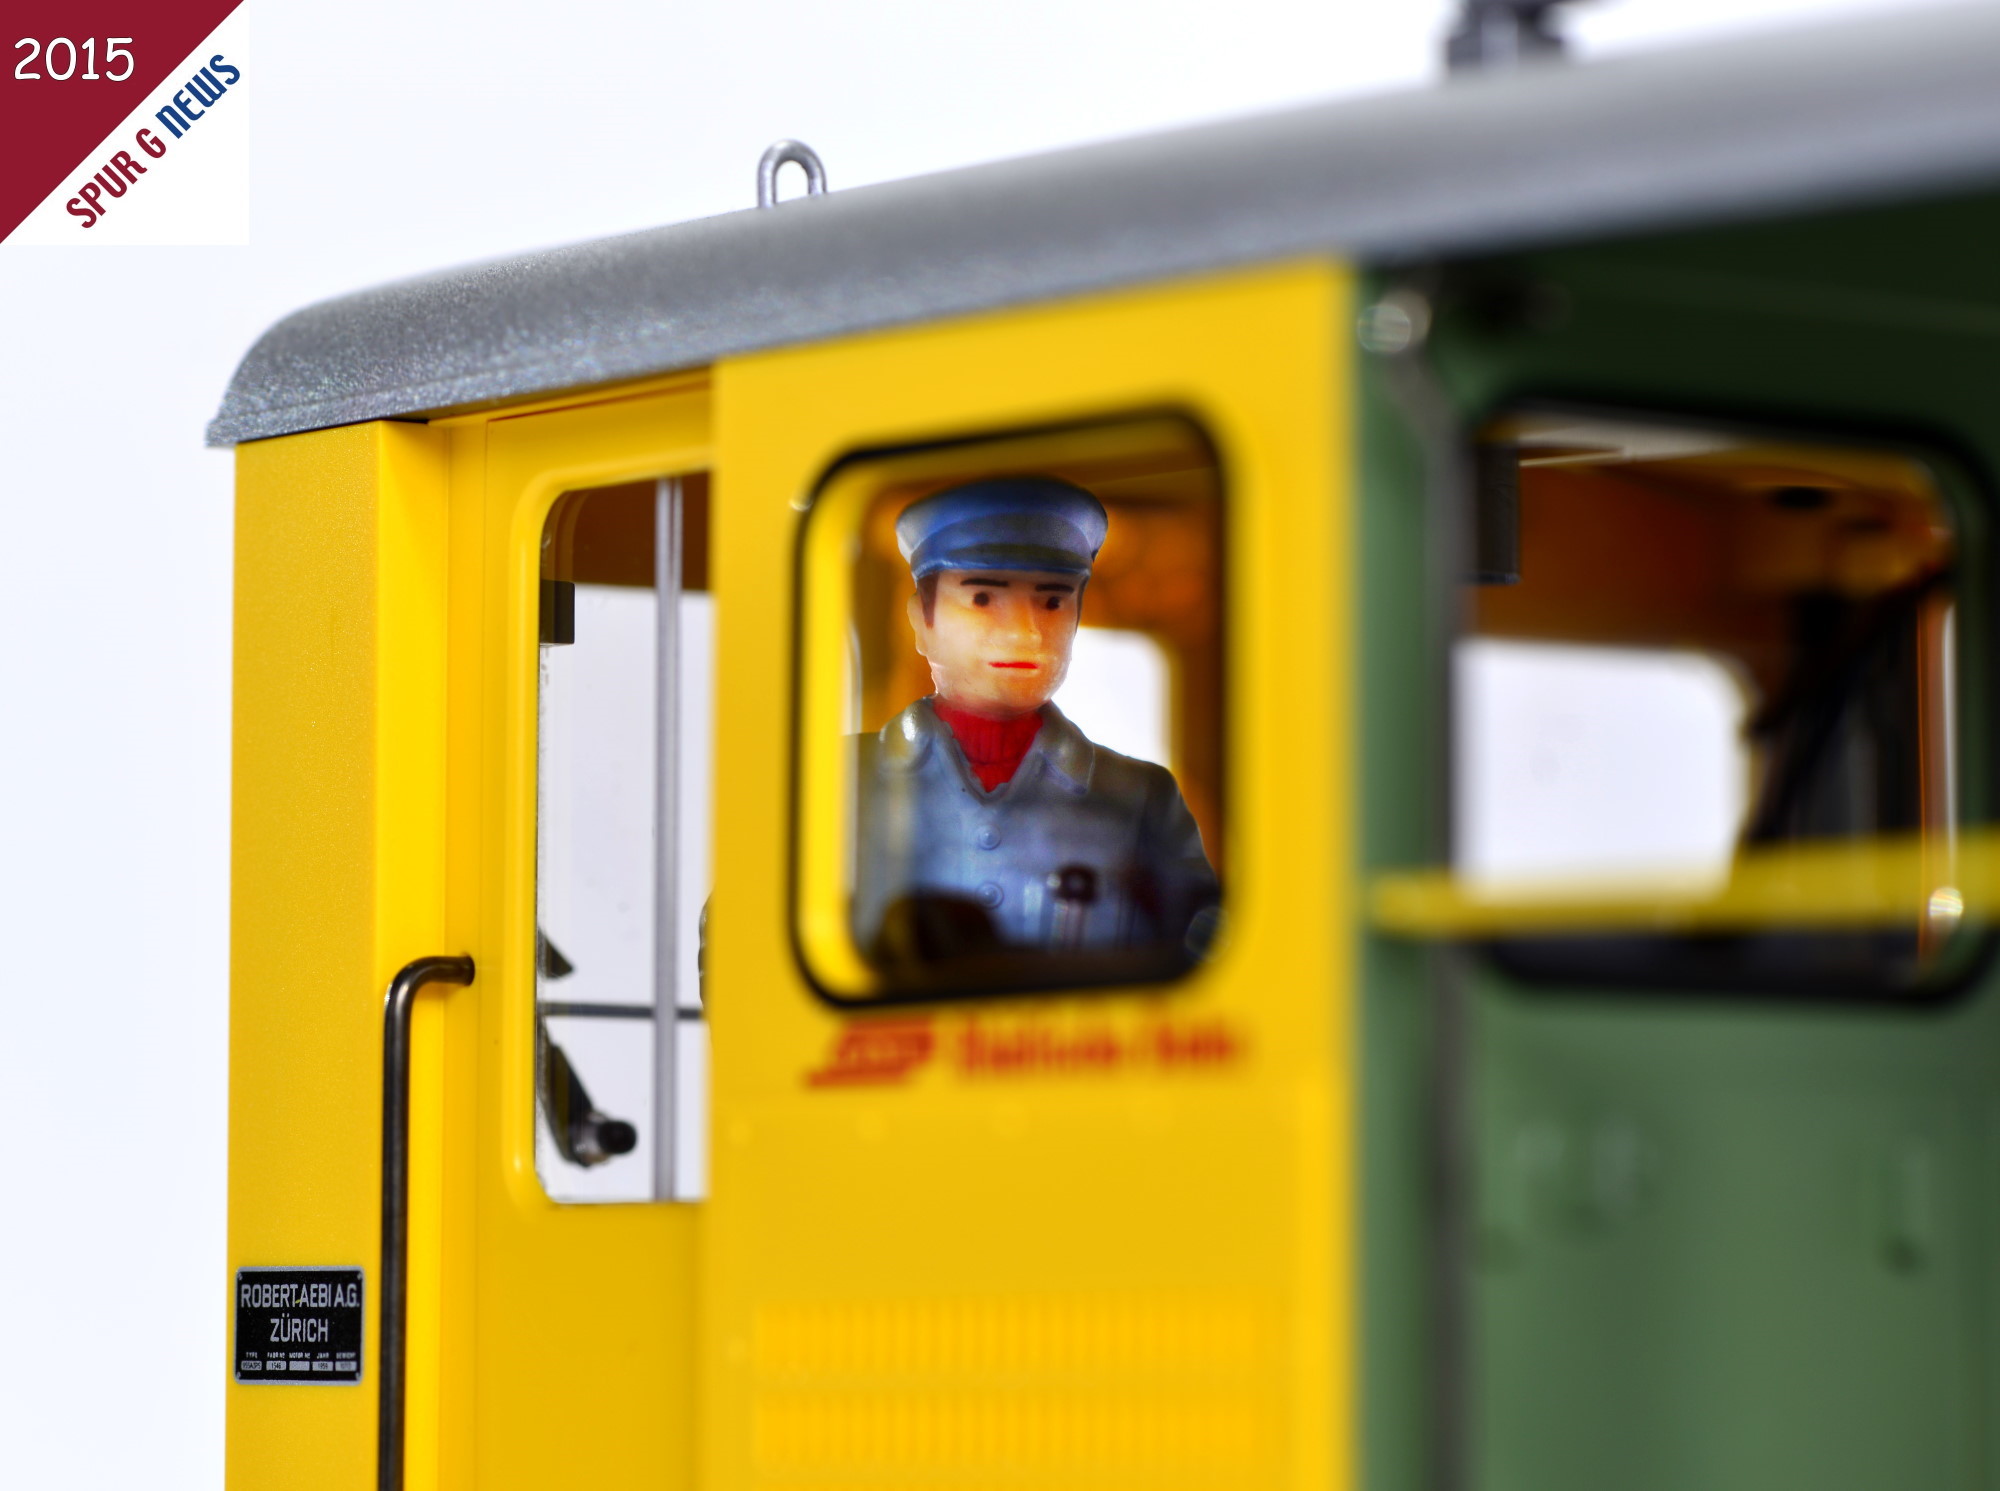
[851,698,1218,956]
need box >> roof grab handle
[757,139,829,208]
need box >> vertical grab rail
[379,954,476,1491]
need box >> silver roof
[210,3,2000,446]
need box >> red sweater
[933,699,1044,791]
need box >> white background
[0,0,1942,1482]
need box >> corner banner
[2,1,248,246]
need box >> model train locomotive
[218,6,2000,1489]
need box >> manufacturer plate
[234,1266,364,1384]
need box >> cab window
[795,414,1226,1001]
[1458,411,1969,992]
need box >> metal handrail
[378,954,475,1491]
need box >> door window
[535,475,712,1201]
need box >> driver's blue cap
[896,477,1109,580]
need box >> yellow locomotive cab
[229,266,1355,1490]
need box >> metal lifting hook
[757,139,828,208]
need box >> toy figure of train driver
[852,477,1220,971]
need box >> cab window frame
[1457,397,1996,1003]
[788,408,1233,1009]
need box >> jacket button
[976,881,1004,908]
[975,826,1001,850]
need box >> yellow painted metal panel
[707,262,1355,1491]
[227,422,451,1489]
[460,382,711,1489]
[434,421,488,1491]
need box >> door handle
[379,955,475,1491]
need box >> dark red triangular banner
[1,0,243,242]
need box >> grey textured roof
[210,3,2000,446]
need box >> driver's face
[908,568,1082,719]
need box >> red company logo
[806,1019,937,1086]
[805,1014,1243,1087]
[957,1018,1240,1075]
